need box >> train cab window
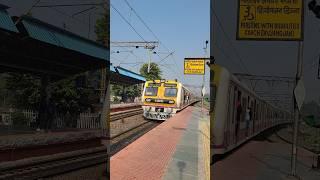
[145,87,158,96]
[164,88,177,97]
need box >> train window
[164,88,177,97]
[145,87,158,96]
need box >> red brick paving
[212,139,319,180]
[110,107,194,180]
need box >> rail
[0,146,108,179]
[110,108,143,122]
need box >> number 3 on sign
[243,6,255,21]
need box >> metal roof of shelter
[19,16,108,61]
[0,13,109,80]
[110,64,116,73]
[110,65,146,85]
[116,66,146,82]
[0,5,18,33]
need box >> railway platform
[110,105,210,180]
[212,130,320,180]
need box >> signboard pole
[291,41,304,177]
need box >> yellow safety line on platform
[199,112,210,180]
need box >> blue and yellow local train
[141,79,196,120]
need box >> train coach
[210,64,292,157]
[142,79,195,120]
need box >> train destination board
[184,58,205,75]
[237,0,303,41]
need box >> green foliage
[4,73,96,114]
[11,111,28,128]
[5,73,41,109]
[301,101,320,128]
[125,85,141,101]
[112,96,120,103]
[51,76,92,114]
[111,84,141,103]
[139,63,162,81]
[111,84,123,97]
[95,13,109,46]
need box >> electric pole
[202,40,209,112]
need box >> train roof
[145,79,180,84]
[213,64,290,113]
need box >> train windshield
[145,87,158,96]
[164,88,177,97]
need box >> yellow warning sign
[184,59,205,75]
[237,0,303,41]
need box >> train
[141,79,195,120]
[210,64,292,158]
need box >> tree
[139,63,162,80]
[111,84,141,103]
[95,11,109,47]
[5,73,41,109]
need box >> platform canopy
[110,65,146,85]
[0,7,109,80]
[0,5,18,33]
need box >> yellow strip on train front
[142,79,194,121]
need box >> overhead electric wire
[111,4,178,78]
[72,6,96,17]
[158,64,184,82]
[211,6,250,74]
[15,0,42,25]
[158,52,175,64]
[213,43,245,72]
[111,3,148,43]
[123,0,176,65]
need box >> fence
[77,113,101,129]
[0,109,38,127]
[0,109,102,129]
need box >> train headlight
[145,98,152,102]
[168,100,175,104]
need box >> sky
[0,0,105,44]
[212,0,320,104]
[110,0,210,96]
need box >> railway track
[110,108,161,155]
[0,107,159,179]
[110,108,143,122]
[0,146,108,179]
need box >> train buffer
[110,105,210,180]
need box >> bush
[11,112,28,128]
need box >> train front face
[142,80,180,121]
